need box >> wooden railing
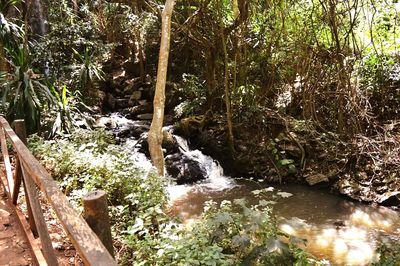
[0,117,117,266]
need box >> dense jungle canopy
[0,0,399,265]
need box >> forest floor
[0,185,33,266]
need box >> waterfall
[107,113,235,201]
[167,135,235,201]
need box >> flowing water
[111,115,400,265]
[163,138,400,265]
[168,178,400,265]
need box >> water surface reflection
[168,180,400,265]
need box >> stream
[168,179,400,265]
[109,114,400,265]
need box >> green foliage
[28,129,170,264]
[48,83,72,135]
[174,74,206,118]
[268,139,297,174]
[0,46,55,132]
[357,53,400,121]
[30,129,139,201]
[72,47,104,95]
[31,1,109,84]
[373,242,400,266]
[123,196,323,266]
[0,0,21,12]
[0,9,23,49]
[47,83,92,136]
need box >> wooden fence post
[83,190,114,258]
[20,162,59,265]
[12,119,39,237]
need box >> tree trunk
[0,41,7,72]
[72,0,78,14]
[29,0,46,39]
[135,29,146,82]
[328,0,346,134]
[205,48,216,111]
[148,0,175,177]
[221,31,235,154]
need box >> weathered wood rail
[0,117,117,266]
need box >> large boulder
[378,191,400,206]
[165,153,207,184]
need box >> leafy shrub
[373,242,400,266]
[0,46,55,133]
[358,53,400,121]
[174,74,206,118]
[29,129,167,226]
[31,1,109,86]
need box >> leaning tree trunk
[148,0,175,177]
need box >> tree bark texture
[205,48,216,111]
[221,31,235,154]
[0,41,7,72]
[29,0,46,39]
[148,0,175,177]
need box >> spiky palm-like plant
[0,46,55,133]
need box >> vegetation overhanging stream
[1,0,400,264]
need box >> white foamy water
[167,135,235,202]
[112,120,235,202]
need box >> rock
[128,91,143,105]
[123,60,141,76]
[114,88,123,96]
[138,100,148,106]
[110,116,151,138]
[112,69,125,80]
[139,86,154,101]
[125,122,150,139]
[333,220,345,227]
[115,98,130,108]
[94,117,117,129]
[377,191,400,206]
[137,113,153,120]
[279,143,302,158]
[130,91,142,101]
[106,93,116,110]
[123,84,135,95]
[162,129,177,153]
[121,103,153,118]
[165,153,207,184]
[306,173,329,186]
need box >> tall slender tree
[148,0,175,177]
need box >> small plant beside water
[373,242,400,266]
